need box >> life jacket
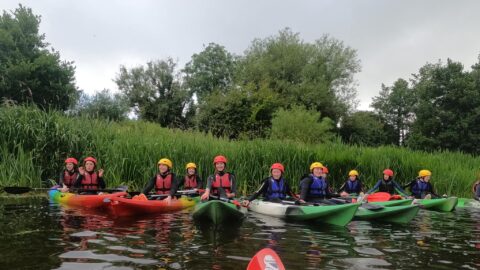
[184,175,198,189]
[412,180,429,198]
[307,175,327,197]
[63,170,78,187]
[81,171,99,190]
[345,179,361,194]
[378,179,395,194]
[266,177,286,200]
[211,172,231,195]
[155,173,173,195]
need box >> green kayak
[369,199,413,207]
[457,198,480,208]
[354,204,419,224]
[192,200,246,225]
[415,197,458,212]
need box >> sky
[2,0,480,110]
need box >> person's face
[187,168,196,175]
[423,175,431,182]
[271,169,282,179]
[215,162,225,171]
[159,164,169,173]
[312,167,323,177]
[349,175,357,181]
[383,174,390,181]
[66,163,74,171]
[85,161,95,172]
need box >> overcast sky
[2,0,480,110]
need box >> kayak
[192,200,246,225]
[106,195,199,217]
[457,198,480,208]
[354,204,419,224]
[370,199,413,207]
[246,248,285,270]
[48,189,127,209]
[248,200,360,227]
[414,197,458,212]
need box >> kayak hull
[457,198,480,208]
[107,196,199,217]
[354,205,419,224]
[370,199,413,207]
[248,200,360,227]
[48,189,127,209]
[416,197,458,212]
[192,200,246,225]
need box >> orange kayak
[105,195,199,217]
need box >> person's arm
[247,179,269,201]
[142,176,156,194]
[73,175,83,188]
[200,176,214,200]
[393,181,409,197]
[169,174,180,196]
[98,176,106,189]
[299,178,311,201]
[402,180,415,190]
[285,182,298,199]
[428,183,440,197]
[196,175,203,190]
[229,174,237,197]
[366,180,381,194]
[337,181,346,193]
[475,183,480,200]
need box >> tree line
[2,5,480,154]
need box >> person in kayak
[179,162,203,191]
[74,156,106,192]
[338,170,364,197]
[143,158,179,204]
[299,162,332,202]
[242,163,297,206]
[366,169,408,196]
[473,180,480,201]
[403,169,440,199]
[58,157,79,192]
[200,155,237,200]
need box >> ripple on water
[353,247,384,256]
[70,230,97,237]
[106,245,149,254]
[53,262,134,270]
[330,258,392,269]
[59,250,158,265]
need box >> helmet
[418,169,431,177]
[65,157,78,165]
[348,170,359,176]
[383,169,394,177]
[270,163,285,173]
[185,162,197,169]
[322,166,329,174]
[213,155,227,164]
[83,157,97,165]
[310,162,324,172]
[158,158,173,168]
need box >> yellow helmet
[185,162,197,169]
[349,170,359,176]
[310,162,324,171]
[418,169,431,177]
[157,158,173,168]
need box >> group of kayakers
[58,156,480,202]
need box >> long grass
[0,105,478,197]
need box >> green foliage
[73,89,129,121]
[270,105,334,144]
[339,111,392,146]
[0,5,77,110]
[115,59,193,128]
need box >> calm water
[0,196,479,270]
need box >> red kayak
[105,195,199,217]
[247,248,285,270]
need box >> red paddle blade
[247,248,285,270]
[367,192,391,202]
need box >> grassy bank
[0,105,478,197]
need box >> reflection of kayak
[192,200,246,225]
[456,198,480,208]
[354,205,419,224]
[247,248,285,270]
[106,196,199,217]
[48,189,126,209]
[370,199,413,207]
[248,200,360,227]
[414,197,458,212]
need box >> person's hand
[242,200,250,207]
[60,185,69,193]
[201,191,210,200]
[227,192,235,199]
[359,192,365,196]
[165,196,172,205]
[299,199,306,204]
[78,166,85,175]
[340,191,348,198]
[98,169,104,178]
[442,194,448,198]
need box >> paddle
[366,192,392,202]
[148,189,201,199]
[209,194,245,208]
[3,186,128,195]
[246,248,285,270]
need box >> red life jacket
[211,173,231,195]
[155,173,172,195]
[81,171,99,190]
[184,175,197,189]
[63,170,78,187]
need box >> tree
[183,43,236,103]
[73,89,130,121]
[270,105,334,144]
[339,111,393,146]
[115,59,193,128]
[371,79,416,145]
[0,5,77,110]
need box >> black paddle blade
[3,187,32,194]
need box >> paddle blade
[366,192,391,202]
[247,248,285,270]
[3,187,32,194]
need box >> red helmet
[64,157,78,165]
[83,157,97,165]
[213,155,227,164]
[383,169,394,177]
[270,163,285,173]
[322,166,329,174]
